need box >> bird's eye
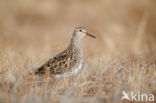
[79,30,82,32]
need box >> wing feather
[35,49,76,75]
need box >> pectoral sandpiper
[35,27,96,78]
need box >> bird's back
[35,48,82,76]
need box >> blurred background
[0,0,156,60]
[0,1,156,103]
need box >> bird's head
[73,26,96,39]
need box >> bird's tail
[34,66,46,76]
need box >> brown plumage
[35,26,96,78]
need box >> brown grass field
[0,0,156,103]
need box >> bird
[35,26,96,78]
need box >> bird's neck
[68,36,83,57]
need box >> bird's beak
[86,32,96,38]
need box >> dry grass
[0,0,156,103]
